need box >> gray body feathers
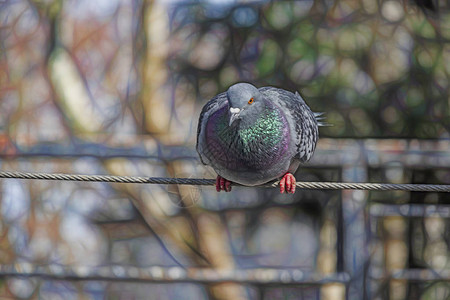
[196,84,323,186]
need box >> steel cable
[0,171,449,192]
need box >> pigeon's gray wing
[196,91,228,165]
[259,87,319,162]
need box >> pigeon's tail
[314,112,332,127]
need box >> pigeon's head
[226,83,263,126]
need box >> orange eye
[248,97,254,104]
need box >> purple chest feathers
[204,106,290,172]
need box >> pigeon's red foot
[216,175,232,192]
[279,173,296,194]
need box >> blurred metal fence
[0,139,449,299]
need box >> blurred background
[0,0,449,299]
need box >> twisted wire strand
[0,171,449,192]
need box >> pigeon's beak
[229,107,241,126]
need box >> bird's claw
[279,173,296,194]
[216,175,232,192]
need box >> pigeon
[196,83,325,194]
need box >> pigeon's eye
[248,97,254,104]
